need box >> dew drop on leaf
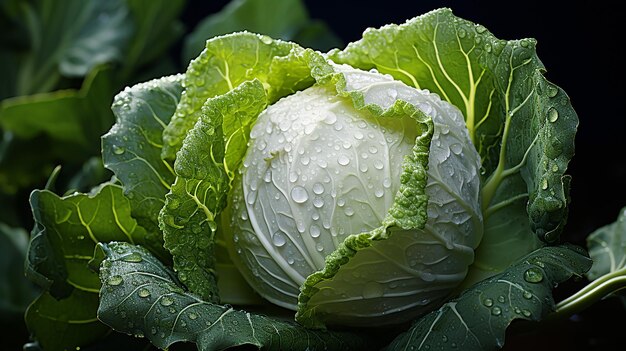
[548,107,559,123]
[121,252,143,263]
[491,306,502,316]
[138,288,151,298]
[524,267,544,283]
[106,275,123,286]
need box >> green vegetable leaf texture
[160,79,268,302]
[103,74,184,259]
[25,289,109,351]
[161,32,313,161]
[96,241,379,351]
[25,182,151,349]
[586,207,626,280]
[330,8,578,281]
[182,0,341,64]
[387,245,591,351]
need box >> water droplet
[551,164,559,173]
[524,267,544,283]
[483,298,493,307]
[337,198,345,207]
[337,155,350,166]
[383,178,391,188]
[107,275,123,286]
[541,178,548,190]
[522,309,532,317]
[150,327,157,335]
[290,186,309,203]
[354,132,364,140]
[260,35,273,44]
[344,207,355,216]
[523,291,533,299]
[313,183,324,195]
[548,107,559,123]
[113,146,125,155]
[272,232,286,247]
[316,242,324,252]
[188,312,198,320]
[323,111,337,125]
[450,144,463,155]
[458,28,466,38]
[476,25,487,33]
[484,43,492,53]
[313,197,324,208]
[546,84,558,98]
[310,225,321,238]
[373,160,384,170]
[374,189,384,198]
[497,295,506,303]
[160,296,174,306]
[368,146,378,154]
[362,281,384,298]
[491,306,502,316]
[138,288,151,298]
[121,253,143,263]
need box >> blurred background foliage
[0,0,340,349]
[1,0,624,350]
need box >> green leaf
[587,207,626,280]
[386,245,591,351]
[0,223,38,319]
[182,0,341,64]
[0,65,114,147]
[329,8,578,280]
[102,74,184,257]
[26,183,149,295]
[162,32,312,160]
[25,183,158,349]
[120,0,185,81]
[159,80,268,301]
[0,66,115,194]
[25,289,109,351]
[96,241,379,351]
[13,0,132,95]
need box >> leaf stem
[551,267,626,320]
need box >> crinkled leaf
[26,183,149,295]
[183,0,307,63]
[330,8,578,281]
[182,0,340,64]
[25,289,109,351]
[102,74,183,254]
[159,80,268,301]
[96,241,378,351]
[386,245,591,351]
[162,32,313,160]
[587,207,626,280]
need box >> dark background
[180,1,626,350]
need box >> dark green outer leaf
[103,74,184,259]
[97,241,379,351]
[386,245,591,351]
[0,223,38,319]
[329,8,578,277]
[586,207,626,280]
[26,183,149,295]
[25,289,109,351]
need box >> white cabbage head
[227,64,483,327]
